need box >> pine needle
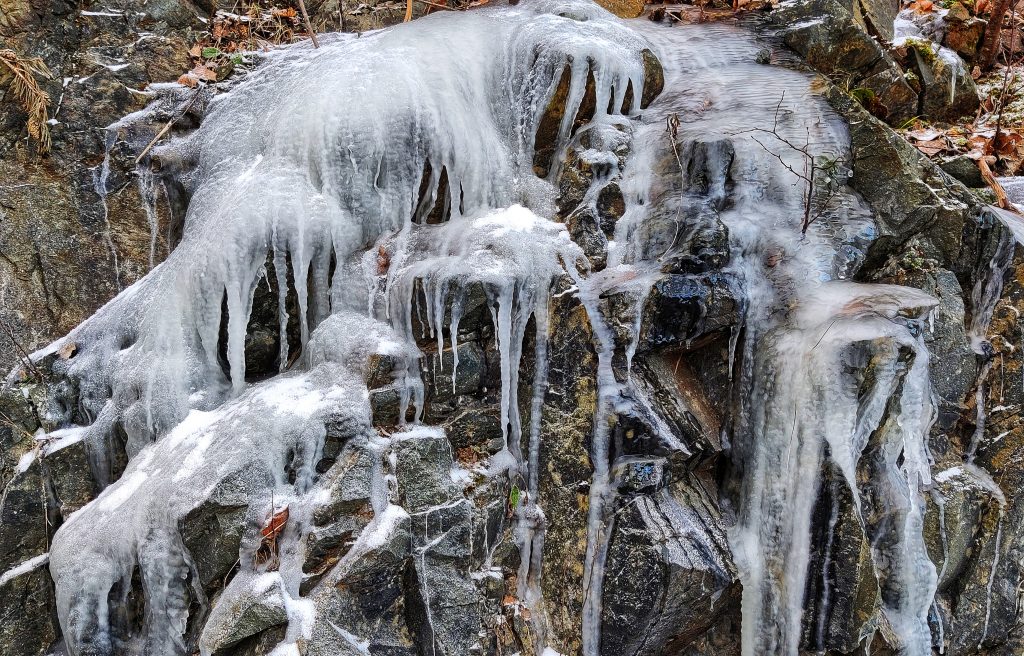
[0,49,53,154]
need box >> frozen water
[16,3,954,656]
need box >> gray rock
[941,155,986,188]
[0,456,50,573]
[600,473,735,656]
[179,466,271,592]
[0,554,59,656]
[823,83,981,268]
[395,431,460,513]
[200,573,288,654]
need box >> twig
[135,89,203,164]
[0,317,43,382]
[736,92,843,235]
[993,3,1017,163]
[296,0,319,48]
[980,0,1013,70]
[979,156,1011,209]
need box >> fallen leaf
[914,138,948,156]
[907,127,942,141]
[190,64,218,81]
[261,505,289,540]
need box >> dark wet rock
[639,274,739,350]
[683,139,735,210]
[0,555,59,656]
[395,431,460,513]
[613,457,667,495]
[802,464,880,653]
[600,472,736,656]
[631,354,723,455]
[422,341,488,417]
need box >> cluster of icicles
[10,3,962,656]
[32,2,657,655]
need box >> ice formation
[11,3,958,656]
[32,2,653,654]
[639,20,940,656]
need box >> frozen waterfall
[9,3,948,656]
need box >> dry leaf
[190,64,218,81]
[914,138,948,156]
[262,505,289,540]
[907,127,942,141]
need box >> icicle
[449,290,464,397]
[980,511,1004,648]
[815,478,841,651]
[92,127,122,290]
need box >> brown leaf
[58,342,78,360]
[189,44,202,58]
[177,73,199,87]
[995,130,1024,156]
[262,505,289,540]
[907,127,942,141]
[914,138,948,156]
[190,64,218,81]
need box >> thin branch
[296,0,319,48]
[135,89,203,164]
[993,3,1018,164]
[0,317,43,382]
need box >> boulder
[600,472,736,656]
[199,573,288,654]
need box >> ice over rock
[11,3,956,656]
[38,2,645,654]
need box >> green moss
[904,37,937,65]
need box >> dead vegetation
[895,1,1023,206]
[0,49,53,154]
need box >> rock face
[0,2,1019,656]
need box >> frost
[0,554,49,587]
